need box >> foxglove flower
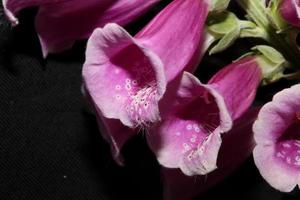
[162,108,259,200]
[253,84,300,192]
[147,56,262,176]
[3,0,161,56]
[82,0,210,162]
[279,0,300,27]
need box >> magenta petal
[83,23,166,128]
[84,85,136,164]
[147,72,232,176]
[253,84,300,192]
[3,0,161,56]
[35,0,161,56]
[97,116,136,165]
[83,0,211,164]
[147,56,260,177]
[208,57,262,120]
[136,0,210,82]
[254,84,300,144]
[2,0,65,25]
[162,108,259,200]
[253,145,299,192]
[279,0,300,27]
[180,132,222,176]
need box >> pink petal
[253,84,300,191]
[162,108,259,200]
[36,0,161,56]
[83,23,166,129]
[208,56,262,120]
[136,0,210,82]
[84,85,136,164]
[148,56,261,176]
[279,0,300,27]
[2,0,65,25]
[254,84,300,144]
[95,113,136,165]
[147,72,232,176]
[3,0,161,56]
[253,145,299,192]
[83,0,210,164]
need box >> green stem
[236,0,300,67]
[283,71,300,80]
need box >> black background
[1,1,300,200]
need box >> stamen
[127,83,158,127]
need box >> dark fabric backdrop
[0,1,300,200]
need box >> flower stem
[283,71,300,80]
[236,0,300,67]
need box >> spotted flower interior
[254,84,300,192]
[176,92,225,175]
[148,73,232,176]
[109,45,160,127]
[83,24,166,129]
[174,94,220,156]
[275,114,300,169]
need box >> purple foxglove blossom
[253,84,300,192]
[279,0,300,27]
[82,0,210,162]
[147,56,262,176]
[3,0,161,56]
[162,108,259,200]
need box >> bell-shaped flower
[279,0,300,27]
[147,56,262,176]
[82,0,210,162]
[3,0,161,56]
[253,84,300,192]
[161,108,259,200]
